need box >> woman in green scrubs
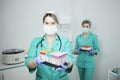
[74,19,100,80]
[25,12,75,80]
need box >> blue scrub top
[75,32,100,68]
[25,34,75,80]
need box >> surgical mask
[82,27,90,33]
[43,25,58,35]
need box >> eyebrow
[44,21,56,23]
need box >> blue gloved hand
[87,49,95,56]
[33,55,45,66]
[55,61,70,72]
[78,48,83,53]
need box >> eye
[51,22,56,25]
[83,26,89,28]
[44,22,49,25]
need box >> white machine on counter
[2,49,25,65]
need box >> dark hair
[43,13,59,24]
[82,19,91,27]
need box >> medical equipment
[34,34,73,70]
[36,34,62,51]
[2,49,25,64]
[40,50,67,67]
[108,68,120,80]
[81,46,92,51]
[80,46,97,55]
[55,61,70,71]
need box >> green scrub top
[25,34,75,80]
[75,32,100,68]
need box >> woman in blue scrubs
[25,12,75,80]
[74,19,100,80]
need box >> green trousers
[78,68,95,80]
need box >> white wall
[0,0,76,80]
[0,0,71,51]
[71,0,120,80]
[1,0,120,80]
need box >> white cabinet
[0,73,3,80]
[108,70,120,80]
[0,66,35,80]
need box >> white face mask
[82,27,90,33]
[43,25,58,35]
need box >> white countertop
[0,60,25,71]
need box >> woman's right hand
[33,55,45,66]
[28,56,45,69]
[73,50,79,55]
[73,48,82,55]
[28,60,37,69]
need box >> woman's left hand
[55,61,72,72]
[87,49,95,56]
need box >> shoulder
[31,36,43,44]
[58,35,71,44]
[58,36,72,47]
[76,34,82,40]
[90,32,98,39]
[59,36,69,41]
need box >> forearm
[28,60,37,69]
[73,50,79,54]
[67,61,73,68]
